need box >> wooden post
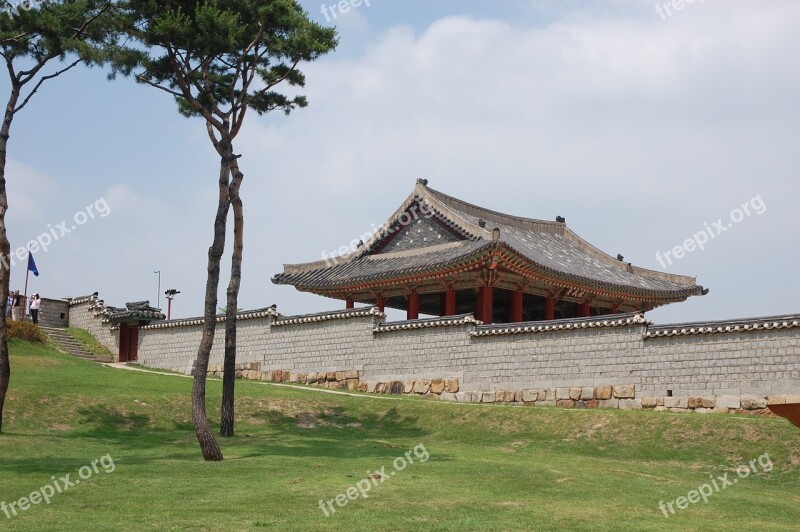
[545,297,555,320]
[578,302,591,318]
[510,291,523,323]
[375,296,385,313]
[407,292,419,320]
[444,289,457,316]
[345,298,354,309]
[478,286,493,324]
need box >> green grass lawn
[64,327,115,358]
[1,339,799,531]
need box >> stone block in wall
[584,399,599,409]
[430,379,445,394]
[687,397,704,409]
[445,380,459,393]
[537,400,556,407]
[297,373,307,384]
[545,389,556,401]
[345,370,359,380]
[335,371,346,382]
[580,387,594,401]
[556,388,570,400]
[413,380,430,394]
[454,392,467,402]
[556,399,573,409]
[403,381,415,394]
[375,382,386,394]
[664,397,688,409]
[501,391,516,403]
[347,379,359,391]
[569,387,582,401]
[281,370,290,382]
[326,372,337,382]
[389,381,404,395]
[599,399,619,409]
[366,382,378,393]
[481,392,496,403]
[716,396,741,409]
[522,390,538,403]
[250,362,261,372]
[740,396,768,410]
[767,396,786,405]
[787,395,800,404]
[358,382,368,392]
[713,406,730,414]
[440,392,457,402]
[619,399,642,410]
[693,408,713,414]
[613,385,635,399]
[641,397,659,409]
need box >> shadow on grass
[34,404,434,465]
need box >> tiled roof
[644,314,800,337]
[273,181,705,301]
[105,301,165,323]
[472,312,649,336]
[374,313,481,333]
[272,307,383,327]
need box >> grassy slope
[64,327,115,358]
[0,339,798,531]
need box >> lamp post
[153,270,161,309]
[164,289,180,320]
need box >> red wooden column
[444,289,457,316]
[375,296,385,313]
[345,298,354,309]
[545,297,556,320]
[478,286,494,324]
[509,291,524,323]
[578,302,591,317]
[407,292,419,320]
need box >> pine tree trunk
[220,165,244,437]
[192,142,234,461]
[0,86,19,434]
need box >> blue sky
[3,0,799,323]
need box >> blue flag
[28,253,39,277]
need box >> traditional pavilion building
[273,180,707,324]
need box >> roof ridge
[422,183,562,231]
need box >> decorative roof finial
[478,219,486,228]
[617,254,624,261]
[556,216,566,223]
[416,178,428,186]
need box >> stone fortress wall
[59,294,800,414]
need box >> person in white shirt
[30,293,41,325]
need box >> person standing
[30,293,41,326]
[11,290,23,321]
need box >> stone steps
[40,326,114,363]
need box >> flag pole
[23,248,30,320]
